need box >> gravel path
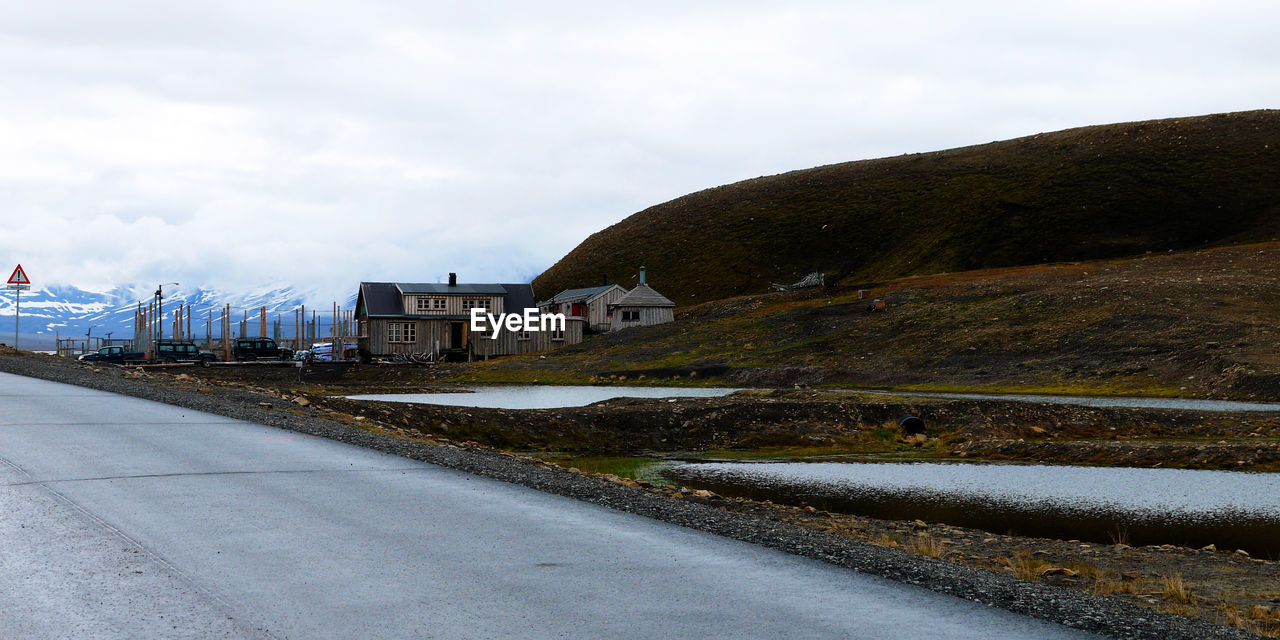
[0,353,1260,640]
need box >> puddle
[664,460,1280,555]
[347,385,742,409]
[859,389,1280,412]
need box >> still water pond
[664,461,1280,555]
[862,389,1280,412]
[347,385,741,409]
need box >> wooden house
[608,267,675,331]
[355,274,583,360]
[537,284,628,333]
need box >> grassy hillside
[470,242,1280,400]
[534,110,1280,304]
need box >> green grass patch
[541,456,669,484]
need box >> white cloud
[0,1,1276,303]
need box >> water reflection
[665,461,1280,555]
[860,390,1280,412]
[347,385,741,409]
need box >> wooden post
[224,303,232,361]
[260,306,266,338]
[146,302,153,360]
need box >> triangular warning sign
[7,264,30,285]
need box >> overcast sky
[1,1,1276,302]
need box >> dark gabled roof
[357,282,405,318]
[538,284,624,306]
[500,283,536,312]
[397,283,508,295]
[612,283,674,307]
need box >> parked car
[306,341,357,361]
[154,340,218,366]
[78,345,147,364]
[232,337,292,361]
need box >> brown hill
[533,110,1280,304]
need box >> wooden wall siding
[609,306,674,332]
[361,316,583,357]
[360,318,464,355]
[471,319,584,357]
[400,295,505,317]
[537,288,625,333]
[586,289,626,331]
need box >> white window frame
[388,322,417,343]
[416,297,446,312]
[551,327,565,341]
[621,310,640,322]
[461,298,491,312]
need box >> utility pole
[155,282,178,344]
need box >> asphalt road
[0,372,1103,639]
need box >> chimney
[639,266,646,285]
[448,273,457,287]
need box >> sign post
[7,265,31,351]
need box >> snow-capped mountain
[0,283,354,350]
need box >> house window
[416,298,445,312]
[621,310,641,322]
[388,322,417,343]
[551,327,565,341]
[517,330,531,341]
[462,298,491,312]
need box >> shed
[608,268,675,331]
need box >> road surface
[0,372,1102,639]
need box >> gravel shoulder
[0,351,1261,640]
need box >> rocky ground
[2,349,1277,638]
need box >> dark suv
[155,340,218,366]
[233,337,292,361]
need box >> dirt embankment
[311,390,1280,466]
